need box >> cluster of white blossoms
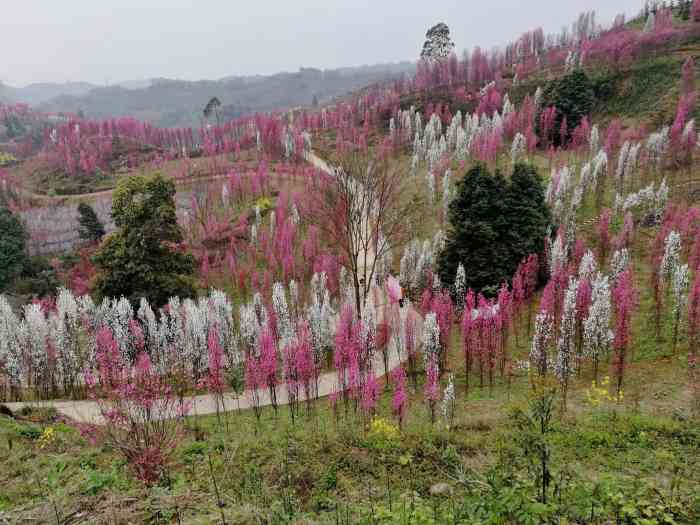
[584,273,613,366]
[660,230,682,281]
[610,248,631,285]
[399,233,442,291]
[546,166,571,222]
[402,98,513,172]
[564,50,581,72]
[548,235,568,274]
[530,311,554,374]
[614,178,668,220]
[307,272,335,364]
[615,141,641,192]
[441,373,456,424]
[273,281,294,349]
[511,132,526,164]
[239,292,269,355]
[671,264,690,318]
[547,146,611,227]
[658,230,690,321]
[0,288,240,388]
[421,312,441,367]
[454,263,467,309]
[555,278,578,384]
[578,250,598,282]
[592,149,608,189]
[0,253,373,394]
[646,127,670,169]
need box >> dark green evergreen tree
[77,202,106,244]
[93,173,196,307]
[0,206,28,291]
[542,69,595,146]
[437,164,509,294]
[437,163,550,295]
[503,163,551,264]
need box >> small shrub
[181,440,208,463]
[16,424,41,440]
[83,468,117,495]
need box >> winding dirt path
[5,152,422,424]
[4,321,413,424]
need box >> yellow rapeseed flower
[38,427,56,450]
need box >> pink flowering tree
[199,327,226,425]
[424,354,440,424]
[85,350,188,485]
[461,290,476,392]
[688,270,700,413]
[612,270,636,400]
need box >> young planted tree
[86,350,188,485]
[93,173,196,307]
[612,270,636,400]
[77,202,106,244]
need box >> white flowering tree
[584,273,613,385]
[555,278,578,410]
[530,311,553,377]
[422,312,441,368]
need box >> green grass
[1,330,698,524]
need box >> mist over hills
[0,81,97,106]
[2,62,415,128]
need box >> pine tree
[437,164,509,294]
[77,202,106,244]
[542,69,595,146]
[437,163,549,294]
[420,23,455,61]
[438,164,550,294]
[93,173,196,307]
[503,163,551,270]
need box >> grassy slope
[3,31,700,525]
[2,157,699,522]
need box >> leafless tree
[312,153,418,318]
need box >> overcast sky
[1,0,643,87]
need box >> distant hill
[0,81,97,106]
[36,62,416,128]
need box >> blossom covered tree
[85,350,189,485]
[612,269,636,399]
[584,274,613,385]
[555,278,578,411]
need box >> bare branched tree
[312,153,418,318]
